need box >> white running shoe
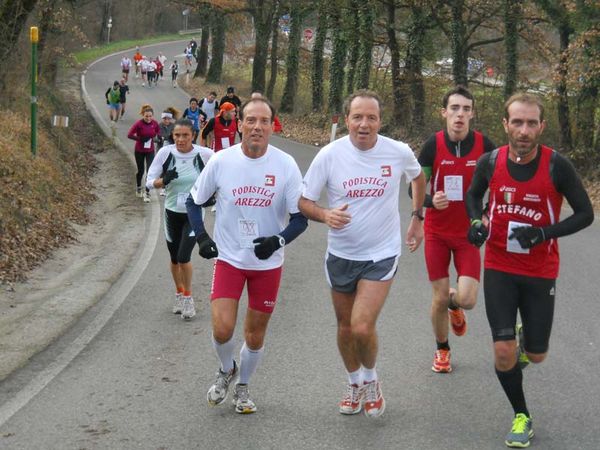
[233,383,257,414]
[159,188,166,196]
[143,191,151,203]
[172,293,183,314]
[181,296,195,319]
[207,361,238,406]
[136,187,143,198]
[339,383,364,415]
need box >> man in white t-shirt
[299,90,426,419]
[186,97,308,414]
[120,56,131,82]
[199,91,219,120]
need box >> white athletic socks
[239,342,264,385]
[212,334,236,373]
[348,368,363,386]
[362,366,378,384]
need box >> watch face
[278,236,285,247]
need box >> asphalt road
[0,41,599,449]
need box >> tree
[206,7,226,83]
[311,0,328,112]
[405,1,429,133]
[345,0,361,94]
[194,5,212,78]
[384,0,405,126]
[280,2,307,113]
[248,0,276,93]
[328,1,348,114]
[356,0,375,89]
[266,0,282,100]
[503,0,520,98]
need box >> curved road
[0,41,599,449]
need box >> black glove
[253,236,282,260]
[467,220,488,248]
[201,194,216,208]
[162,168,178,186]
[197,232,218,259]
[509,226,545,249]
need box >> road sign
[304,28,314,41]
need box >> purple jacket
[128,119,160,153]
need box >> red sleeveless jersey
[485,145,563,278]
[424,130,484,237]
[212,117,237,152]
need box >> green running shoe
[516,324,530,369]
[505,413,534,448]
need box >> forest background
[0,0,598,283]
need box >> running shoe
[136,187,143,198]
[172,293,183,314]
[232,383,257,414]
[448,288,467,336]
[181,296,195,320]
[143,191,151,203]
[516,324,530,369]
[432,349,452,373]
[505,413,534,448]
[363,380,385,418]
[211,205,217,213]
[159,188,166,196]
[339,383,364,415]
[207,361,238,406]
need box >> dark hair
[209,91,217,97]
[227,86,235,93]
[504,92,545,122]
[189,97,198,104]
[343,89,382,118]
[174,118,194,131]
[442,85,474,108]
[239,98,276,123]
[113,80,120,86]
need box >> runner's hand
[162,168,178,186]
[509,226,545,249]
[467,220,488,248]
[197,232,218,259]
[253,236,281,260]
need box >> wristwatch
[276,235,286,247]
[411,209,424,221]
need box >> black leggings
[484,269,555,353]
[164,209,196,264]
[135,151,154,192]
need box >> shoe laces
[342,384,361,404]
[511,413,530,433]
[236,384,250,403]
[435,349,450,362]
[364,381,380,403]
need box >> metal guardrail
[178,28,202,35]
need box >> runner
[186,97,308,414]
[199,91,219,120]
[146,58,157,87]
[146,118,213,320]
[157,52,167,79]
[120,55,132,82]
[170,60,179,88]
[200,102,237,152]
[220,86,242,115]
[104,81,121,122]
[182,98,207,144]
[184,45,193,72]
[298,90,426,418]
[118,78,130,119]
[465,93,594,448]
[127,104,161,203]
[418,86,496,373]
[133,47,142,78]
[139,56,148,87]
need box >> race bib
[238,219,258,248]
[507,221,530,254]
[221,137,231,149]
[444,175,463,201]
[143,139,152,149]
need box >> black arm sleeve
[482,135,497,153]
[543,154,594,239]
[279,212,309,244]
[465,152,493,220]
[201,118,216,139]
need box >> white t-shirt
[302,135,421,261]
[190,144,303,270]
[147,144,213,213]
[202,98,217,120]
[121,57,131,69]
[158,54,167,66]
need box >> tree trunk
[345,0,360,95]
[406,4,426,134]
[503,0,520,99]
[280,3,304,113]
[328,3,347,114]
[450,0,468,86]
[206,9,226,84]
[311,0,328,112]
[556,25,573,152]
[194,9,211,78]
[38,0,59,85]
[250,0,275,94]
[575,85,597,151]
[266,0,281,100]
[385,0,404,126]
[356,1,374,89]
